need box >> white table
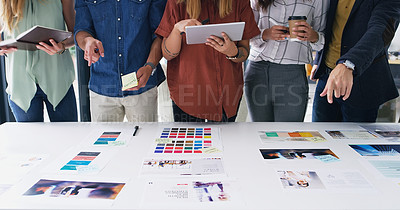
[0,122,399,209]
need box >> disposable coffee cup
[288,16,307,39]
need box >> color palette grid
[160,128,212,139]
[60,152,100,170]
[154,140,213,154]
[265,132,315,137]
[94,132,121,145]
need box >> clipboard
[185,22,245,45]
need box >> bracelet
[144,62,157,75]
[226,47,240,60]
[56,41,66,55]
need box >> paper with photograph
[260,149,340,163]
[326,130,379,139]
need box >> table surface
[1,122,400,210]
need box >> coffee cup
[288,16,307,38]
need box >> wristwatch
[144,62,157,75]
[339,60,355,71]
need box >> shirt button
[117,0,120,1]
[119,54,122,57]
[118,36,122,40]
[117,18,121,21]
[94,0,96,3]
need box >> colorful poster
[277,170,325,189]
[258,131,326,143]
[23,179,125,200]
[260,149,340,163]
[350,144,400,156]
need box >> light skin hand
[124,65,153,91]
[320,64,354,103]
[83,37,104,66]
[291,21,319,43]
[174,19,202,33]
[205,32,238,57]
[36,39,65,55]
[0,46,17,55]
[310,65,318,81]
[262,25,290,41]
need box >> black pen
[133,125,139,136]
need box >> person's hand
[309,65,318,81]
[320,64,353,103]
[291,21,319,43]
[262,25,290,41]
[36,39,65,55]
[124,65,153,91]
[174,19,202,34]
[83,37,104,66]
[205,32,238,57]
[0,46,17,55]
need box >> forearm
[146,36,163,65]
[61,0,75,48]
[230,46,249,63]
[75,31,94,51]
[162,28,182,60]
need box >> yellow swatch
[121,72,138,91]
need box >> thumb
[221,32,231,42]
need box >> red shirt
[156,0,260,121]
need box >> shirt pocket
[84,0,108,23]
[129,0,149,22]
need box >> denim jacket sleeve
[149,0,167,40]
[338,0,400,75]
[74,0,97,50]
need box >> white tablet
[185,22,245,45]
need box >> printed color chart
[259,131,326,143]
[155,128,214,154]
[60,152,100,171]
[94,132,121,145]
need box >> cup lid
[288,16,307,20]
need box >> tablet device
[185,22,245,45]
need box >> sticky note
[155,138,173,144]
[121,72,138,91]
[201,147,222,154]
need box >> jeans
[244,60,309,122]
[8,85,77,122]
[172,101,237,122]
[312,73,379,122]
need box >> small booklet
[0,25,72,51]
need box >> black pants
[172,101,237,122]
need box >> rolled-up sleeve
[74,0,97,50]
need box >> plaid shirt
[249,0,329,64]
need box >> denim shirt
[74,0,166,97]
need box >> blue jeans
[312,73,379,122]
[244,61,309,122]
[8,85,78,122]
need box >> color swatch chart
[154,127,217,154]
[160,127,212,139]
[259,131,326,143]
[60,152,100,171]
[94,132,121,145]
